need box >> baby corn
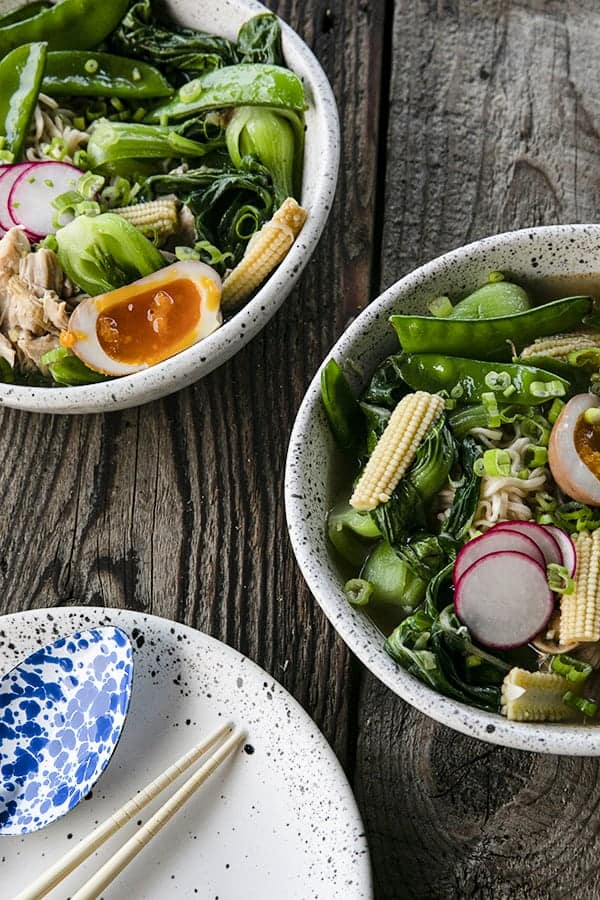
[560,530,600,645]
[501,668,572,722]
[350,391,444,511]
[221,197,307,311]
[113,198,179,243]
[521,331,600,361]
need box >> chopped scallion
[524,445,548,468]
[484,370,511,391]
[344,578,373,607]
[548,397,565,424]
[563,691,598,719]
[529,380,567,399]
[547,563,575,595]
[551,654,592,684]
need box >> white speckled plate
[286,224,600,756]
[0,607,372,899]
[0,0,339,414]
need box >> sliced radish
[544,525,577,577]
[453,529,545,585]
[0,164,34,234]
[492,521,562,567]
[455,551,554,649]
[9,161,82,237]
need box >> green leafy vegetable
[41,347,109,386]
[385,604,507,711]
[237,13,283,65]
[442,437,482,541]
[360,402,390,453]
[327,502,380,567]
[226,106,303,205]
[362,354,408,409]
[370,478,426,546]
[0,356,13,383]
[55,213,164,296]
[110,0,237,79]
[144,163,274,267]
[362,540,428,609]
[86,119,218,167]
[408,417,457,501]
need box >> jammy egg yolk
[96,277,219,366]
[574,414,600,477]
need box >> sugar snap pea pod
[146,64,306,122]
[512,354,590,395]
[0,2,51,28]
[390,295,592,362]
[447,280,531,319]
[42,52,173,99]
[321,358,365,451]
[0,0,130,59]
[0,42,46,161]
[398,354,570,405]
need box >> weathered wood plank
[357,2,600,898]
[0,0,386,774]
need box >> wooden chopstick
[71,728,246,900]
[15,722,237,900]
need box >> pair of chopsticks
[16,723,245,900]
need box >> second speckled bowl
[0,0,339,414]
[285,224,600,755]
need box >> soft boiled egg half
[61,261,222,376]
[548,393,600,506]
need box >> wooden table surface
[4,2,600,898]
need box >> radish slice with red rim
[544,525,577,577]
[9,161,82,237]
[453,529,545,585]
[455,550,554,649]
[492,521,562,567]
[0,164,34,233]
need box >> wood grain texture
[356,2,600,898]
[0,0,386,780]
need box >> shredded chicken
[19,248,64,297]
[4,278,70,337]
[4,276,47,334]
[16,334,59,376]
[0,229,31,317]
[42,291,69,331]
[0,332,15,368]
[0,230,75,375]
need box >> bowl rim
[0,0,340,414]
[285,222,600,755]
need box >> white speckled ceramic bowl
[286,224,600,756]
[1,0,339,414]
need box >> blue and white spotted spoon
[0,626,133,835]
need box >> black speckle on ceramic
[285,224,600,756]
[0,0,340,415]
[0,607,372,898]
